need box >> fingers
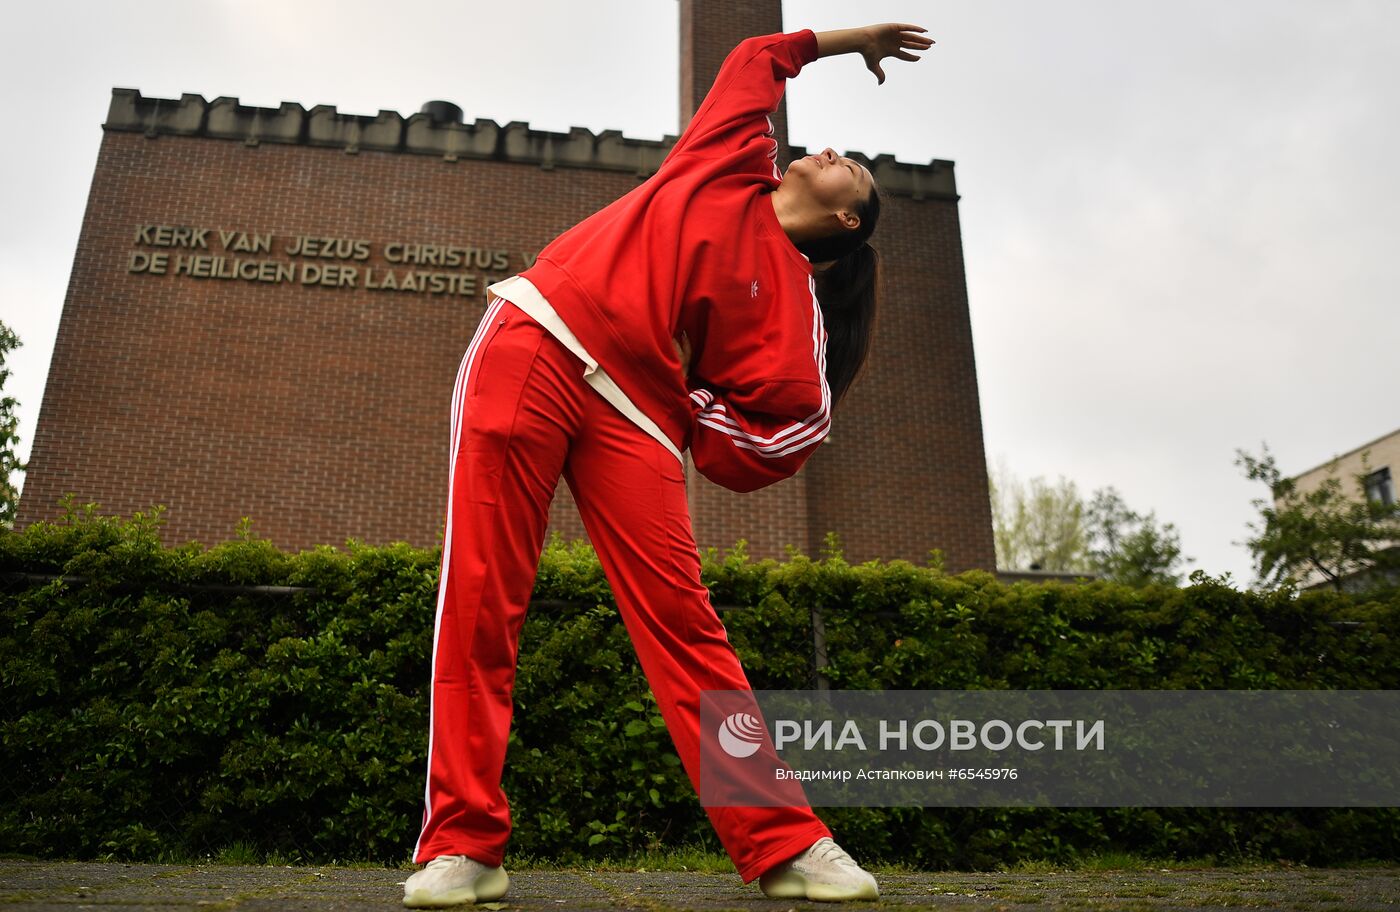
[880,24,934,66]
[887,23,934,43]
[895,29,934,53]
[859,23,933,85]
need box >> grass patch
[396,845,727,875]
[866,857,923,875]
[213,842,261,865]
[1074,850,1168,872]
[1001,857,1061,873]
[571,844,733,875]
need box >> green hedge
[2,500,1397,867]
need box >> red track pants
[412,297,832,883]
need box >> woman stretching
[404,22,932,906]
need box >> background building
[16,0,995,570]
[1285,425,1399,591]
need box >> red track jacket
[517,29,829,493]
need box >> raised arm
[666,30,819,160]
[664,24,931,164]
[814,24,934,85]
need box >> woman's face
[784,148,873,229]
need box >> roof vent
[420,100,464,125]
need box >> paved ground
[1,861,1398,911]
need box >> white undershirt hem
[486,275,684,465]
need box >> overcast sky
[2,0,1397,587]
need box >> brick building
[18,0,995,570]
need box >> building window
[1365,466,1394,506]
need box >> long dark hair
[795,183,881,408]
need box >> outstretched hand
[860,24,934,85]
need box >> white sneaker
[758,837,879,902]
[402,854,509,907]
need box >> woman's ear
[836,209,861,231]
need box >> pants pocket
[458,307,547,504]
[468,310,512,399]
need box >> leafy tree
[1083,486,1193,586]
[1235,442,1400,592]
[988,455,1087,572]
[988,456,1190,584]
[0,320,27,529]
